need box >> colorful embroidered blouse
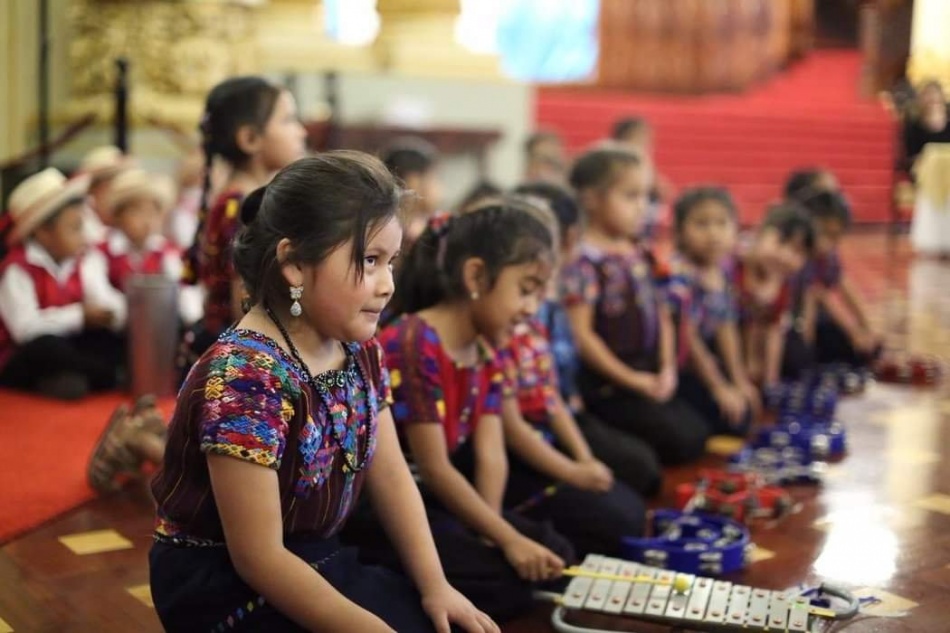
[661,253,738,345]
[151,329,390,544]
[498,318,560,438]
[182,190,245,336]
[730,258,791,327]
[561,242,661,370]
[379,314,504,456]
[535,299,580,403]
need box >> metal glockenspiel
[550,554,858,633]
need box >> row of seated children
[0,157,189,399]
[54,76,877,629]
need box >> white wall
[293,71,534,207]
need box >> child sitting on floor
[78,145,133,244]
[788,184,882,366]
[150,153,493,632]
[490,198,647,556]
[514,181,662,497]
[96,168,180,292]
[664,187,759,436]
[731,203,815,386]
[381,138,443,253]
[0,168,127,400]
[563,147,709,465]
[360,204,572,622]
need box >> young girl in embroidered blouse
[665,187,759,435]
[376,203,573,621]
[150,153,495,633]
[180,76,307,369]
[732,203,815,387]
[563,147,709,465]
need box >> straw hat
[6,168,90,246]
[106,168,175,214]
[79,146,133,181]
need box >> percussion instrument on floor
[764,382,838,422]
[620,510,750,576]
[874,355,943,386]
[754,418,847,460]
[675,470,794,523]
[728,447,824,485]
[549,554,859,632]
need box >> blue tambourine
[728,446,825,485]
[755,419,847,459]
[764,381,839,421]
[620,510,750,576]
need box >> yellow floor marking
[126,584,154,608]
[58,529,134,555]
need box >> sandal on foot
[87,404,143,494]
[132,394,168,438]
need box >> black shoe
[37,373,90,400]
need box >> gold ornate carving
[65,0,258,127]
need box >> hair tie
[428,212,453,270]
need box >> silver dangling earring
[470,291,480,300]
[289,286,303,317]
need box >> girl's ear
[236,124,262,157]
[277,238,303,288]
[461,256,488,297]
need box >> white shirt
[99,230,183,282]
[82,203,108,246]
[0,240,127,343]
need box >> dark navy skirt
[149,536,435,632]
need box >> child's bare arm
[763,320,786,387]
[365,409,452,597]
[209,455,393,632]
[404,421,518,545]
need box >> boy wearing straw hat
[78,145,134,244]
[0,168,127,400]
[96,168,182,292]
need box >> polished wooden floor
[2,233,949,632]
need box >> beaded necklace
[264,304,372,473]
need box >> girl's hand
[737,380,763,420]
[568,459,613,492]
[422,583,499,633]
[713,384,748,426]
[656,366,678,401]
[501,534,565,582]
[627,371,661,400]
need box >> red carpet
[536,50,897,224]
[0,390,174,543]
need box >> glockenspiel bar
[623,567,656,615]
[745,588,771,627]
[645,582,672,617]
[683,576,715,621]
[562,576,593,609]
[664,573,694,619]
[584,578,613,611]
[722,585,751,625]
[604,581,632,615]
[767,592,790,628]
[618,561,640,580]
[702,580,732,623]
[581,554,605,572]
[599,557,621,576]
[787,596,811,632]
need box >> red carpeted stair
[535,50,898,224]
